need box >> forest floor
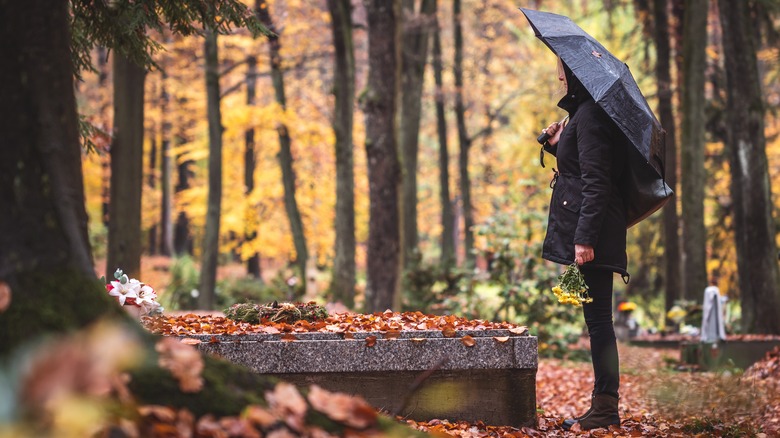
[410,343,780,437]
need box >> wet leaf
[461,335,476,347]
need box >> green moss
[0,266,125,357]
[128,354,276,417]
[224,302,328,325]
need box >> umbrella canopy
[521,8,672,227]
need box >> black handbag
[623,145,673,228]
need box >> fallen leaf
[493,336,510,343]
[244,405,278,428]
[139,405,177,423]
[281,333,298,342]
[307,385,377,429]
[266,382,307,432]
[180,338,202,345]
[365,336,377,347]
[461,335,476,347]
[442,325,457,338]
[411,338,426,344]
[156,337,204,393]
[384,329,401,340]
[509,326,529,335]
[343,332,354,340]
[0,282,11,312]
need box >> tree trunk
[453,0,474,269]
[257,0,308,295]
[107,54,146,280]
[432,0,455,269]
[679,0,708,301]
[400,0,435,268]
[244,52,263,280]
[160,70,174,257]
[0,0,114,352]
[362,0,402,312]
[174,101,194,257]
[147,134,159,255]
[199,29,223,310]
[327,0,356,306]
[718,0,780,334]
[174,159,194,255]
[653,0,682,318]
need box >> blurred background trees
[70,0,780,333]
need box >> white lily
[108,279,139,306]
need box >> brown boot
[576,393,620,430]
[561,395,594,430]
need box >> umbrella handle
[536,116,569,145]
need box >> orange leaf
[281,333,298,342]
[461,335,476,347]
[410,338,426,344]
[442,325,457,338]
[384,329,401,340]
[180,338,202,345]
[493,336,510,343]
[0,282,10,313]
[365,336,377,347]
[343,332,354,340]
[509,326,529,335]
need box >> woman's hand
[544,121,564,146]
[575,244,594,265]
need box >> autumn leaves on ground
[143,313,780,436]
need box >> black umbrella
[521,8,672,227]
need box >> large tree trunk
[653,0,682,319]
[362,0,402,312]
[198,29,223,310]
[159,69,174,257]
[107,54,146,280]
[327,0,356,306]
[432,0,455,269]
[400,0,435,268]
[0,0,115,353]
[453,0,474,269]
[257,0,308,295]
[244,52,263,280]
[718,0,780,334]
[679,0,708,301]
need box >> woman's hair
[560,58,592,100]
[556,57,567,95]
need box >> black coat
[541,82,629,277]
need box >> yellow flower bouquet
[552,263,593,307]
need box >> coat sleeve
[574,110,615,247]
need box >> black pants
[581,267,619,398]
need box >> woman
[540,59,628,430]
